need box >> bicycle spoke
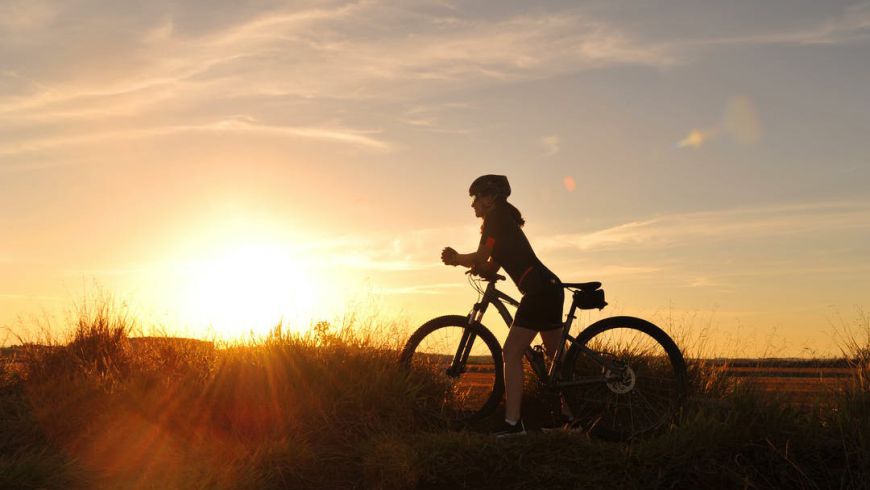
[636,390,670,423]
[636,388,676,404]
[631,391,661,427]
[611,393,621,430]
[402,320,501,424]
[561,319,686,439]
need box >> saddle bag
[574,288,607,310]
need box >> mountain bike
[399,272,687,441]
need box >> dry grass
[1,300,869,489]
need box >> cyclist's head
[469,174,511,200]
[469,174,525,226]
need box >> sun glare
[178,242,323,339]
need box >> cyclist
[441,174,572,436]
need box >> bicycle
[399,271,688,441]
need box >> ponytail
[498,198,525,227]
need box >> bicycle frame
[449,277,620,388]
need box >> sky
[1,0,869,356]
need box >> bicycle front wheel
[399,315,503,425]
[560,316,687,441]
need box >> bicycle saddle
[562,281,601,291]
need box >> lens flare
[563,175,576,192]
[676,129,715,149]
[724,95,762,144]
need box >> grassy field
[1,305,869,489]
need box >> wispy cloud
[374,283,462,295]
[0,0,58,32]
[559,264,662,278]
[697,3,870,47]
[0,3,679,162]
[540,200,870,252]
[1,6,676,118]
[58,227,455,281]
[329,253,438,272]
[398,103,474,134]
[0,117,391,157]
[320,227,473,272]
[0,2,862,168]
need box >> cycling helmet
[469,174,511,198]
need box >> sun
[177,241,323,340]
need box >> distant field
[715,362,858,401]
[407,353,863,403]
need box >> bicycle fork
[446,301,487,377]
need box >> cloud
[540,199,870,252]
[0,0,58,32]
[192,118,392,151]
[374,283,462,295]
[699,3,870,47]
[1,6,676,118]
[398,103,474,134]
[2,2,861,166]
[329,253,438,272]
[560,264,661,278]
[293,226,475,273]
[0,3,680,163]
[0,117,391,158]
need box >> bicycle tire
[560,316,687,441]
[399,315,504,425]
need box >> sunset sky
[2,0,869,355]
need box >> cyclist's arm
[442,240,494,268]
[472,258,500,276]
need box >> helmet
[469,174,511,198]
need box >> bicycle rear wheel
[560,316,687,441]
[399,315,503,425]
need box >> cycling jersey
[479,203,563,331]
[479,203,557,293]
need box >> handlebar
[465,269,506,282]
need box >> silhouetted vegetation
[1,302,868,488]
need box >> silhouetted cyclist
[442,175,572,436]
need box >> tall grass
[1,300,868,489]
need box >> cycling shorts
[513,269,564,332]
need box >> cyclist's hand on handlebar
[467,264,487,278]
[441,247,458,266]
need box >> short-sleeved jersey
[479,204,556,293]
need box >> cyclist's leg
[502,325,538,423]
[540,328,574,419]
[539,328,564,358]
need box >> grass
[1,302,869,489]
